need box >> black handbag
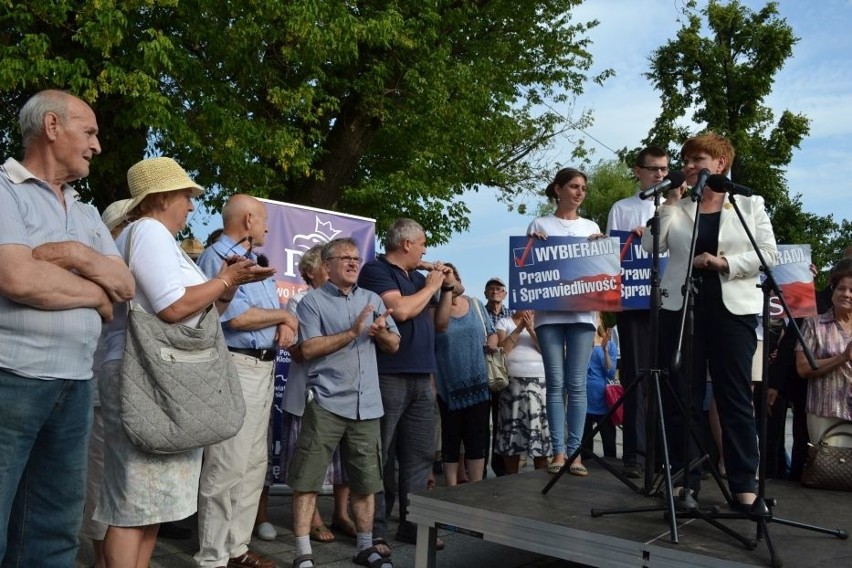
[801,420,852,491]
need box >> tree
[640,0,845,274]
[0,0,609,244]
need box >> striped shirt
[0,158,119,380]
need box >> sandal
[293,553,314,568]
[330,517,357,538]
[372,538,392,558]
[309,523,335,543]
[547,461,565,474]
[568,463,589,477]
[354,545,393,568]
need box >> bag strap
[818,420,852,444]
[471,297,488,336]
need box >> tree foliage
[0,0,608,244]
[638,0,846,275]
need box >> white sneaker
[255,521,277,541]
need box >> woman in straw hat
[93,157,275,568]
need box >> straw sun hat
[126,157,204,214]
[101,198,133,231]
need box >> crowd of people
[2,89,851,568]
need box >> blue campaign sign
[508,235,621,312]
[611,229,668,310]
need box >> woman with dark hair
[527,168,604,476]
[433,263,498,485]
[796,258,852,448]
[641,133,777,508]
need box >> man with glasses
[484,277,511,477]
[289,238,399,568]
[605,146,675,479]
[357,218,456,552]
[195,194,298,568]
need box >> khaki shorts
[287,399,382,495]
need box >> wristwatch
[441,284,455,292]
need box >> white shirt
[525,215,600,328]
[496,316,545,378]
[103,218,207,363]
[606,193,655,234]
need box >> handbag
[801,420,852,491]
[604,380,624,426]
[471,298,510,392]
[119,222,246,454]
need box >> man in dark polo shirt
[357,218,455,550]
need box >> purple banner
[508,236,621,312]
[610,230,669,310]
[258,199,375,484]
[259,198,376,305]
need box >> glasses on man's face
[637,165,669,173]
[213,236,269,267]
[326,255,362,265]
[486,286,506,293]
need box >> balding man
[195,194,298,568]
[0,90,134,565]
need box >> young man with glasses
[605,146,675,479]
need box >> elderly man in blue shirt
[289,237,400,568]
[195,194,298,568]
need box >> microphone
[691,168,711,201]
[706,174,753,197]
[639,171,686,200]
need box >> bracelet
[441,284,455,292]
[217,278,231,291]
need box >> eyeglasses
[637,165,669,173]
[213,236,269,267]
[326,255,361,265]
[486,286,506,293]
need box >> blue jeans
[537,323,595,458]
[0,370,93,567]
[372,374,436,539]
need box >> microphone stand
[679,192,847,568]
[542,181,682,541]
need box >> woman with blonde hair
[94,157,274,568]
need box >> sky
[190,1,852,301]
[425,0,852,302]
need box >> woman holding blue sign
[528,167,605,476]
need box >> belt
[227,347,276,361]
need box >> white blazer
[641,194,777,315]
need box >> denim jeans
[0,370,93,567]
[536,323,595,458]
[372,374,436,539]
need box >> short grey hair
[19,90,71,149]
[384,218,424,251]
[322,237,359,260]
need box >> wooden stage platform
[408,465,851,567]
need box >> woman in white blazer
[641,133,776,510]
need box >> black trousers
[615,310,649,466]
[659,306,758,495]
